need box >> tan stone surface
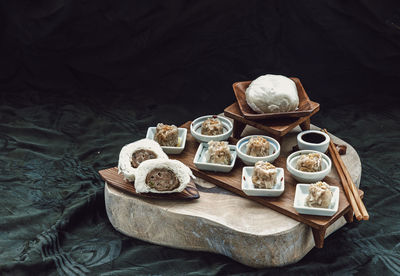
[104,124,361,267]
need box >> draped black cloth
[1,1,399,275]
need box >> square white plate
[193,143,237,173]
[146,127,187,154]
[241,167,285,197]
[293,184,339,216]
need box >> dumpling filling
[305,181,333,208]
[201,117,223,136]
[135,159,194,193]
[252,161,277,189]
[246,136,270,157]
[155,123,179,147]
[118,138,168,182]
[206,140,231,165]
[146,169,179,191]
[145,168,180,191]
[131,149,157,168]
[296,153,322,172]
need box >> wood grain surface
[99,167,199,200]
[232,77,320,120]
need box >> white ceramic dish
[297,130,330,153]
[193,142,237,173]
[190,115,233,143]
[146,127,187,154]
[286,150,331,183]
[236,135,280,165]
[241,166,284,197]
[293,183,339,216]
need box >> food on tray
[246,136,270,157]
[205,140,231,165]
[252,161,277,189]
[118,138,169,182]
[154,123,179,147]
[296,153,322,172]
[201,117,223,136]
[305,181,333,208]
[135,159,195,193]
[245,74,299,113]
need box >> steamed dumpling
[296,153,322,172]
[155,123,179,147]
[118,138,168,182]
[134,159,195,193]
[245,74,299,113]
[246,136,270,157]
[305,181,333,208]
[201,118,223,136]
[252,161,277,189]
[205,140,231,165]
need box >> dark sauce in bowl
[301,132,326,144]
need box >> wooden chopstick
[329,146,362,220]
[321,129,362,221]
[322,129,369,220]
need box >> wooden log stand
[104,124,362,268]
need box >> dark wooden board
[99,167,200,200]
[170,121,363,248]
[233,77,320,120]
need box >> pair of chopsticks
[322,129,369,221]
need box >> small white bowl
[293,184,339,216]
[241,167,285,197]
[236,135,280,165]
[193,142,237,173]
[297,130,330,153]
[146,127,187,154]
[286,150,331,183]
[190,115,233,143]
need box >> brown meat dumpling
[145,168,180,191]
[135,159,195,193]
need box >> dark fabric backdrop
[1,1,400,275]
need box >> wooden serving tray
[99,167,200,200]
[233,78,320,120]
[224,102,320,140]
[171,121,363,248]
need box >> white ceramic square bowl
[241,166,285,197]
[146,127,187,154]
[293,183,339,216]
[193,142,237,173]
